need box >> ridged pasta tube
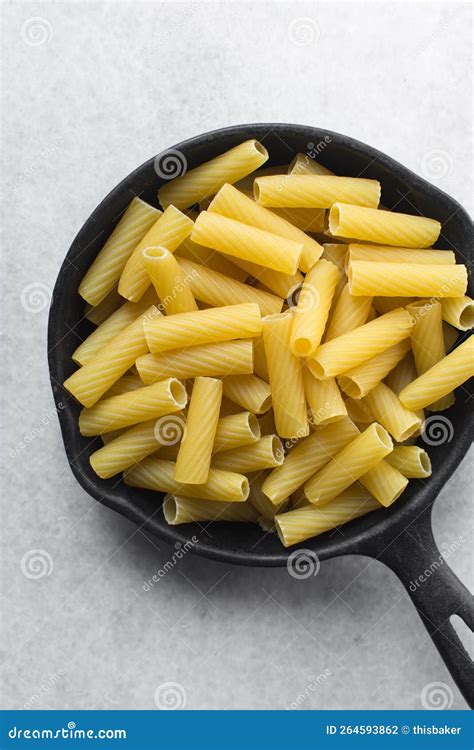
[399,337,474,410]
[359,459,408,507]
[213,412,260,453]
[289,153,334,177]
[262,312,309,438]
[79,378,187,435]
[136,340,253,384]
[64,305,161,407]
[176,256,283,316]
[174,377,222,484]
[175,237,248,281]
[211,435,284,473]
[385,446,432,478]
[84,287,123,325]
[407,300,454,411]
[348,261,468,298]
[119,206,194,301]
[338,338,411,399]
[222,374,272,414]
[207,183,323,272]
[125,458,249,502]
[254,175,381,209]
[143,246,198,314]
[261,418,359,505]
[308,308,413,379]
[104,374,143,398]
[304,423,393,505]
[346,244,456,267]
[144,303,262,353]
[191,212,303,275]
[73,290,156,365]
[221,255,303,298]
[247,472,288,519]
[329,203,441,247]
[163,494,258,525]
[290,259,339,356]
[441,296,474,331]
[362,382,422,442]
[303,368,347,426]
[275,487,380,547]
[269,207,325,234]
[158,139,268,209]
[79,197,161,306]
[324,283,373,342]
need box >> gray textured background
[1,0,472,711]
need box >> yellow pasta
[211,435,284,473]
[321,242,348,270]
[222,374,272,414]
[213,412,260,453]
[304,423,393,505]
[254,176,380,209]
[258,409,276,436]
[144,303,262,353]
[89,417,178,478]
[191,212,303,275]
[125,458,249,502]
[261,418,359,505]
[79,378,187,435]
[329,203,441,247]
[344,397,374,425]
[275,487,380,547]
[385,446,432,479]
[64,305,161,407]
[362,382,422,441]
[247,472,288,519]
[337,338,411,399]
[360,459,408,507]
[443,322,459,352]
[79,197,161,306]
[262,312,308,438]
[158,139,268,209]
[104,374,143,398]
[233,164,288,194]
[308,308,413,379]
[136,339,253,385]
[324,283,372,341]
[289,153,334,177]
[268,207,326,234]
[290,259,339,356]
[142,246,198,314]
[118,206,194,301]
[441,296,474,331]
[253,336,269,381]
[174,377,222,483]
[175,237,248,282]
[207,183,323,272]
[303,368,347,425]
[407,300,453,411]
[372,296,417,315]
[348,261,468,298]
[73,290,156,366]
[163,494,258,525]
[176,256,283,316]
[346,244,455,267]
[399,337,474,410]
[84,287,123,325]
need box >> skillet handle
[373,506,474,708]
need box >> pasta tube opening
[168,379,188,408]
[163,495,179,524]
[247,413,261,440]
[328,204,342,235]
[372,423,393,451]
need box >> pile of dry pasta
[64,139,474,547]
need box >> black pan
[48,124,473,706]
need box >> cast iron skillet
[48,124,473,706]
